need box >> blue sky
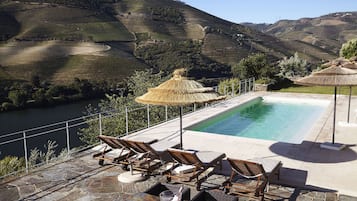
[182,0,357,24]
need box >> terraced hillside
[0,1,146,84]
[0,0,341,85]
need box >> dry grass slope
[262,12,357,55]
[0,0,349,84]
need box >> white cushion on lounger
[173,164,196,174]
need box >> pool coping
[184,94,331,145]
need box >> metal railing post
[231,82,234,96]
[147,105,150,128]
[99,113,102,135]
[248,78,251,92]
[125,107,129,135]
[245,79,247,93]
[193,103,196,112]
[165,105,168,122]
[23,131,28,173]
[253,77,256,91]
[239,81,242,95]
[66,121,70,155]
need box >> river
[0,99,100,159]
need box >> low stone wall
[255,84,269,91]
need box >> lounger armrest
[195,151,226,166]
[92,149,112,158]
[250,158,282,175]
[151,140,180,152]
[120,136,158,144]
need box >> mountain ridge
[243,11,357,54]
[0,0,348,84]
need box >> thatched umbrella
[135,68,226,149]
[322,57,357,122]
[295,66,357,148]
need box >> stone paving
[0,149,355,201]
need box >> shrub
[340,39,357,59]
[218,78,240,95]
[1,102,15,111]
[28,140,59,168]
[0,156,25,177]
[8,90,27,107]
[278,52,308,78]
[150,7,185,24]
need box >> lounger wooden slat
[120,138,180,176]
[224,158,282,200]
[165,148,226,190]
[92,135,132,166]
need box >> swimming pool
[187,97,329,143]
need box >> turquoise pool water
[188,97,328,143]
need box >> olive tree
[231,53,274,80]
[340,39,357,59]
[278,52,308,78]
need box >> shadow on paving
[0,149,354,201]
[270,141,357,163]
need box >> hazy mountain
[241,23,271,32]
[245,12,357,55]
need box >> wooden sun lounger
[224,158,282,200]
[93,135,158,166]
[119,138,180,175]
[165,148,226,190]
[92,135,132,166]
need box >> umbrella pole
[347,86,352,123]
[333,86,337,144]
[180,106,183,149]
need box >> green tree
[8,90,27,107]
[231,53,273,79]
[340,39,357,59]
[278,52,308,78]
[126,70,166,97]
[78,70,171,145]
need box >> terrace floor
[1,92,357,200]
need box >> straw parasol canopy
[295,65,357,146]
[321,58,357,123]
[135,68,226,149]
[136,68,225,106]
[295,65,357,86]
